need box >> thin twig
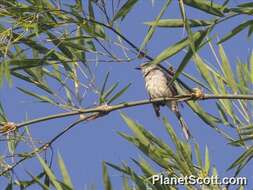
[0,113,98,176]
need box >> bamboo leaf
[12,71,53,94]
[194,54,218,93]
[187,101,220,128]
[0,101,7,122]
[163,117,181,148]
[47,32,73,60]
[194,143,202,168]
[168,28,208,86]
[17,87,57,105]
[183,0,229,17]
[219,44,238,93]
[113,0,138,21]
[108,83,131,104]
[102,161,113,190]
[218,20,253,44]
[148,30,203,66]
[132,158,155,177]
[88,0,95,20]
[102,82,119,100]
[205,146,210,174]
[26,171,50,190]
[16,172,45,189]
[248,24,253,37]
[57,153,74,189]
[238,2,253,8]
[228,146,253,171]
[250,52,253,83]
[122,175,131,190]
[37,155,63,190]
[140,0,172,50]
[64,87,73,105]
[144,19,213,28]
[99,72,110,104]
[120,113,149,146]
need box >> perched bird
[136,63,191,140]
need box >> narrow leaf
[218,20,253,44]
[57,153,74,189]
[144,19,213,28]
[108,83,131,104]
[148,30,203,66]
[102,161,113,190]
[183,0,229,16]
[37,155,63,190]
[113,0,138,21]
[140,0,172,50]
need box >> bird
[136,63,191,140]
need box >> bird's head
[135,63,158,76]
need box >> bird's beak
[135,67,141,70]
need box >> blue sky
[0,0,253,189]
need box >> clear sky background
[0,0,253,189]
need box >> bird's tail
[168,102,192,140]
[175,111,191,140]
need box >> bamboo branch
[4,93,252,130]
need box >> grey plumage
[139,64,191,140]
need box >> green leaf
[148,30,203,66]
[102,82,119,100]
[178,0,195,54]
[12,71,53,94]
[228,146,253,171]
[99,72,110,104]
[37,155,63,190]
[0,101,7,122]
[163,117,181,148]
[187,101,220,128]
[250,52,253,83]
[144,19,213,28]
[57,153,74,189]
[167,28,209,86]
[219,44,238,93]
[108,83,131,104]
[140,0,172,50]
[218,20,253,44]
[7,134,16,155]
[194,143,202,168]
[16,172,45,188]
[26,171,50,190]
[120,113,149,146]
[88,0,95,20]
[113,0,138,21]
[64,87,73,105]
[248,24,253,37]
[102,161,113,190]
[132,158,155,177]
[122,175,131,190]
[194,54,218,93]
[183,0,229,17]
[47,32,73,60]
[238,2,253,8]
[205,146,210,174]
[17,87,57,105]
[4,184,12,190]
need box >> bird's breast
[145,71,171,98]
